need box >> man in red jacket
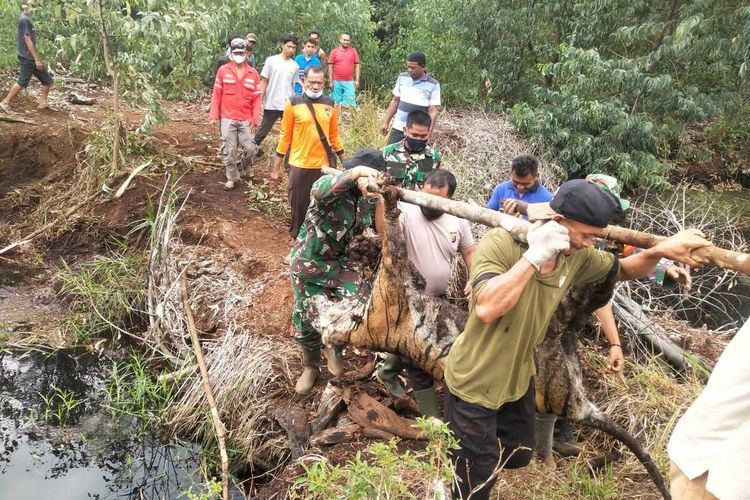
[209,38,262,190]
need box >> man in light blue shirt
[486,154,553,216]
[294,38,322,94]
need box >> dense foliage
[398,0,749,188]
[1,0,748,188]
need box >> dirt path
[0,90,297,346]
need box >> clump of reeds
[339,92,390,153]
[57,251,148,343]
[168,325,295,473]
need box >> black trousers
[444,382,535,500]
[287,165,323,239]
[253,109,284,147]
[400,357,436,391]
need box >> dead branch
[310,424,362,447]
[180,273,230,500]
[0,190,100,255]
[598,225,750,275]
[0,114,36,124]
[612,290,712,378]
[312,383,345,434]
[344,390,424,440]
[326,168,750,275]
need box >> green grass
[57,251,147,343]
[38,386,86,426]
[178,479,223,500]
[339,92,389,153]
[103,353,177,425]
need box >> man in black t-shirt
[1,3,53,113]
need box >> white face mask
[304,88,323,99]
[231,54,245,64]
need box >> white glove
[523,221,570,270]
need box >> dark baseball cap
[230,38,247,53]
[526,179,624,228]
[342,148,386,172]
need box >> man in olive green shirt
[443,179,712,500]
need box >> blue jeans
[331,80,356,106]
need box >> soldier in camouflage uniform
[378,110,445,410]
[383,110,442,190]
[290,149,387,394]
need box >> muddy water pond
[0,349,206,499]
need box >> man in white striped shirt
[381,52,441,145]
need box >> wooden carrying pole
[319,167,750,275]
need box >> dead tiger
[311,185,671,499]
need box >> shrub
[292,418,458,499]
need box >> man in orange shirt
[209,38,262,190]
[272,65,345,238]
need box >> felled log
[612,290,712,378]
[312,383,345,434]
[344,390,424,440]
[312,185,671,498]
[310,424,361,447]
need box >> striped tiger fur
[311,185,670,499]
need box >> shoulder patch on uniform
[383,143,398,154]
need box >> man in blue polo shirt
[293,38,322,95]
[381,51,441,145]
[486,154,553,215]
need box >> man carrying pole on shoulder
[443,178,712,499]
[290,150,387,394]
